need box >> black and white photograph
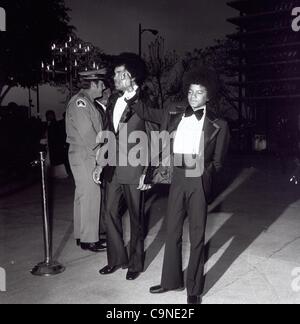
[0,0,300,307]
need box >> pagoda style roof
[229,59,300,71]
[228,77,300,86]
[227,0,299,14]
[227,9,291,27]
[230,95,300,102]
[228,27,292,40]
[227,0,300,105]
[229,42,300,56]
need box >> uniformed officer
[66,69,108,252]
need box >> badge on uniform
[76,99,87,108]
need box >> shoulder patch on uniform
[76,99,87,108]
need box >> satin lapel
[168,112,184,134]
[203,116,220,150]
[107,95,118,133]
[94,100,106,130]
[118,104,135,133]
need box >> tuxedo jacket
[101,90,157,185]
[128,99,230,203]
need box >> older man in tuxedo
[126,67,230,304]
[97,53,154,281]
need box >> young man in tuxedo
[96,53,153,281]
[126,67,230,303]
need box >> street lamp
[138,23,159,57]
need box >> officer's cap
[79,68,107,81]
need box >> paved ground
[0,154,300,304]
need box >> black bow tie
[184,106,204,120]
[116,91,124,98]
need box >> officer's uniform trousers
[69,145,101,243]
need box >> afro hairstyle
[183,66,219,101]
[114,52,148,86]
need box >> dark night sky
[4,0,237,117]
[65,0,236,55]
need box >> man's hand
[93,165,103,185]
[290,175,299,185]
[96,131,103,144]
[290,163,300,185]
[137,175,152,191]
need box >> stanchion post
[31,152,65,276]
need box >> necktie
[184,106,204,120]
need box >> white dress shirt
[173,107,206,155]
[113,85,138,132]
[113,96,128,132]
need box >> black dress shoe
[99,264,128,275]
[149,285,185,294]
[126,271,141,281]
[187,295,202,304]
[78,239,106,248]
[80,241,106,252]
